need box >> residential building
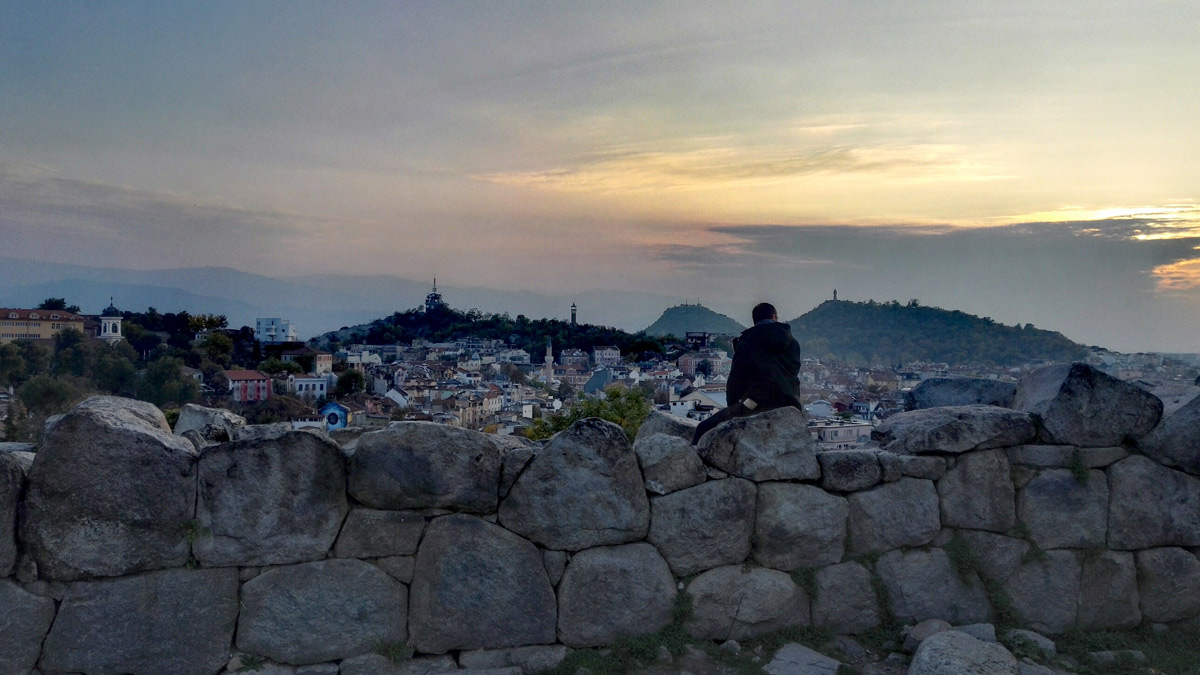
[0,308,86,343]
[226,370,272,402]
[289,373,328,400]
[255,318,297,344]
[560,348,589,368]
[809,419,873,450]
[280,346,333,375]
[593,345,622,366]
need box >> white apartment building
[255,318,297,344]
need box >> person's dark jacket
[726,320,802,408]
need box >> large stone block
[753,482,847,570]
[938,449,1016,532]
[0,579,56,674]
[686,565,809,640]
[634,433,707,495]
[1013,362,1162,446]
[1107,456,1200,549]
[1077,551,1140,631]
[811,561,879,634]
[1017,469,1107,549]
[173,403,246,439]
[0,453,23,576]
[1002,550,1081,634]
[847,478,940,554]
[1138,394,1200,475]
[458,645,570,672]
[905,378,1017,411]
[334,508,424,559]
[238,559,408,665]
[909,631,1018,675]
[499,418,648,551]
[647,478,756,576]
[878,452,947,480]
[21,396,197,580]
[195,430,348,567]
[40,567,238,675]
[876,548,991,625]
[635,409,699,444]
[955,530,1029,583]
[557,542,676,647]
[1135,547,1200,623]
[817,449,882,492]
[409,514,555,653]
[696,407,819,481]
[872,405,1036,455]
[350,422,503,513]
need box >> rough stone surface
[634,433,707,495]
[0,579,57,674]
[876,548,991,624]
[1107,456,1200,549]
[0,442,35,453]
[636,409,700,444]
[1007,445,1127,469]
[1139,394,1200,475]
[1077,551,1140,630]
[955,530,1030,583]
[906,378,1017,411]
[21,395,197,580]
[340,654,457,675]
[350,422,503,513]
[1013,362,1163,446]
[557,542,676,647]
[1017,469,1108,549]
[909,631,1019,675]
[753,482,848,570]
[954,624,997,643]
[499,418,649,550]
[40,567,238,675]
[879,452,947,480]
[696,407,819,481]
[373,556,415,584]
[542,549,567,586]
[173,403,246,439]
[1135,547,1200,623]
[196,430,348,567]
[296,665,338,675]
[938,449,1016,532]
[234,422,294,441]
[334,508,424,558]
[872,405,1036,455]
[458,645,570,672]
[238,559,408,665]
[811,561,879,634]
[763,643,842,675]
[1003,550,1081,634]
[0,453,23,576]
[686,565,809,640]
[904,619,953,653]
[410,514,555,653]
[647,478,756,576]
[847,478,940,554]
[817,449,882,492]
[496,440,534,499]
[1004,629,1055,659]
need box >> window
[51,314,59,319]
[29,313,38,319]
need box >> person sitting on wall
[692,302,803,445]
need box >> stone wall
[1,362,1198,674]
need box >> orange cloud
[1153,257,1200,291]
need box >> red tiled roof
[0,308,85,321]
[224,370,270,381]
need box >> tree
[37,297,81,314]
[19,376,83,417]
[500,362,526,384]
[0,343,26,388]
[335,370,365,398]
[3,397,22,441]
[259,358,302,375]
[526,386,651,442]
[136,357,199,407]
[187,314,229,333]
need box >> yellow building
[0,308,87,343]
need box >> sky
[2,1,1199,352]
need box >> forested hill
[643,304,746,337]
[310,306,667,362]
[787,300,1089,367]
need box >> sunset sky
[2,2,1198,352]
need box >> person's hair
[752,302,777,323]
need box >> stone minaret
[570,303,577,326]
[544,338,554,385]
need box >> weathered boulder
[954,530,1030,583]
[909,631,1018,675]
[906,378,1017,411]
[0,579,57,674]
[40,567,238,675]
[634,433,707,495]
[847,478,940,554]
[817,449,882,492]
[763,643,842,675]
[557,542,676,647]
[238,559,408,664]
[876,548,991,624]
[1138,394,1200,475]
[234,422,294,441]
[878,452,947,480]
[173,402,246,440]
[938,449,1016,532]
[1135,547,1200,623]
[647,477,756,576]
[459,645,570,672]
[499,418,648,551]
[753,482,847,570]
[686,565,809,640]
[195,430,348,567]
[1077,551,1140,630]
[1002,550,1081,634]
[350,422,503,513]
[1017,469,1108,549]
[1013,362,1162,446]
[1004,628,1056,659]
[872,405,1036,455]
[334,508,424,558]
[0,453,23,576]
[1006,444,1127,468]
[904,618,953,653]
[21,395,197,580]
[696,407,819,481]
[495,437,534,498]
[542,549,567,586]
[635,409,700,444]
[409,514,555,653]
[374,555,415,584]
[1107,456,1200,549]
[811,561,880,634]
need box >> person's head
[752,302,777,324]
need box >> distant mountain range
[643,303,746,337]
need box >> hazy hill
[643,304,746,338]
[788,299,1088,367]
